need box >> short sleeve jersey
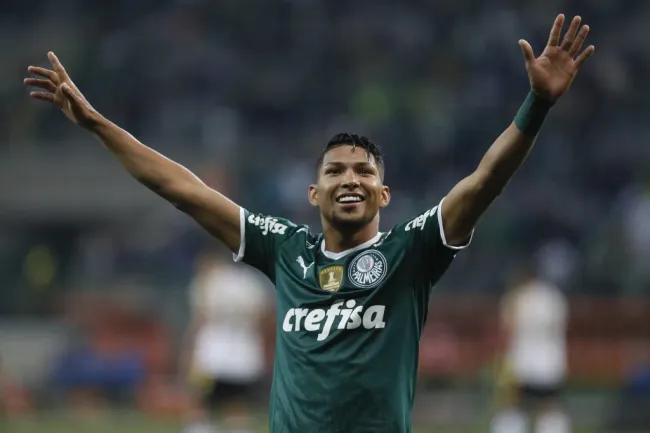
[234,198,471,433]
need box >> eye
[359,168,374,175]
[325,168,341,175]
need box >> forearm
[473,91,553,196]
[474,123,536,195]
[25,51,242,252]
[441,92,552,245]
[91,116,204,204]
[477,92,553,189]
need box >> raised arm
[441,14,595,246]
[24,52,241,253]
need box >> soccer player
[493,267,569,433]
[183,249,270,433]
[24,14,594,433]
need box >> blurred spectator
[52,293,171,414]
[492,266,569,433]
[182,248,270,433]
[620,185,650,294]
[0,356,33,416]
[418,322,460,388]
[609,340,650,431]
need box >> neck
[321,216,380,253]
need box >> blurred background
[1,0,650,432]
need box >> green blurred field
[0,412,638,433]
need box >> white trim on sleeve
[437,197,473,250]
[233,206,246,262]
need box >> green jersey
[234,198,470,433]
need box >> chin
[331,213,373,229]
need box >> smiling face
[309,144,390,231]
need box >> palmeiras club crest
[348,250,387,288]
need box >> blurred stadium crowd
[2,0,650,300]
[1,0,650,431]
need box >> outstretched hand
[24,52,100,129]
[519,14,595,102]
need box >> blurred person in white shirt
[182,248,270,433]
[492,265,570,433]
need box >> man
[493,267,569,433]
[24,14,593,433]
[182,249,270,433]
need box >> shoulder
[243,210,297,236]
[241,209,311,243]
[398,204,440,233]
[276,224,319,257]
[244,209,318,249]
[380,204,440,246]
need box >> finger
[47,51,70,81]
[574,45,595,69]
[560,16,582,51]
[27,66,59,83]
[23,78,56,92]
[568,25,590,57]
[30,92,56,104]
[519,40,536,65]
[61,83,76,99]
[61,83,83,105]
[547,14,565,47]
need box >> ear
[308,184,319,207]
[379,185,391,208]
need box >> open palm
[519,14,595,102]
[24,52,99,129]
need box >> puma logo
[296,256,314,279]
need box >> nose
[341,170,360,189]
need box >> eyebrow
[323,161,376,169]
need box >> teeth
[338,196,362,203]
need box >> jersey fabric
[234,198,471,433]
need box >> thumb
[60,82,97,127]
[519,39,536,65]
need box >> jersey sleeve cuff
[437,197,474,250]
[233,206,246,262]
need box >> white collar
[320,232,383,260]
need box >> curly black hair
[315,133,385,180]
